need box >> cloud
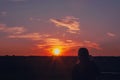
[107,32,116,37]
[8,33,42,40]
[8,33,50,40]
[37,38,101,52]
[84,40,102,50]
[0,11,7,16]
[66,40,73,43]
[37,38,76,52]
[0,24,6,30]
[0,23,50,41]
[50,16,80,33]
[29,17,41,22]
[10,0,27,2]
[45,38,64,46]
[0,24,26,34]
[4,27,26,34]
[44,38,79,48]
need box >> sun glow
[52,48,61,56]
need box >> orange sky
[0,0,120,56]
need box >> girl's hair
[78,48,89,57]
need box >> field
[0,56,120,80]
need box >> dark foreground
[0,56,120,80]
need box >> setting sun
[52,48,61,56]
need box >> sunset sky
[0,0,120,56]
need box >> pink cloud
[0,23,26,34]
[8,33,42,40]
[4,27,26,34]
[84,40,102,50]
[50,16,80,33]
[0,24,6,30]
[29,17,41,22]
[10,0,27,2]
[0,23,50,41]
[8,33,50,40]
[107,32,116,37]
[0,11,7,16]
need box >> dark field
[0,56,120,80]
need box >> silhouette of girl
[72,48,100,80]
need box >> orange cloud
[50,16,80,33]
[37,38,101,54]
[37,38,76,55]
[36,38,102,56]
[107,32,116,37]
[66,40,73,43]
